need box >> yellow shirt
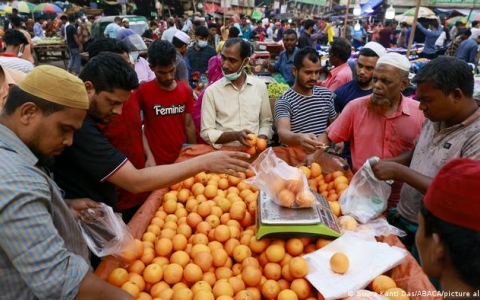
[201,75,273,147]
[0,66,26,110]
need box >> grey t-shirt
[175,52,188,81]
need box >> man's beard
[356,78,372,89]
[88,96,112,124]
[366,96,390,115]
[30,145,56,167]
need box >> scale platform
[255,190,342,240]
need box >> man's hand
[333,142,344,154]
[65,198,102,220]
[235,129,255,147]
[299,133,328,154]
[371,160,400,181]
[203,151,251,176]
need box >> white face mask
[222,58,249,81]
[130,51,139,61]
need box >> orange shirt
[0,66,26,110]
[318,62,352,92]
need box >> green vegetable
[267,82,290,99]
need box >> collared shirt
[161,27,178,43]
[104,22,120,38]
[455,38,479,64]
[398,107,480,223]
[416,23,443,54]
[318,62,353,92]
[186,44,217,74]
[0,124,90,299]
[201,75,273,147]
[135,56,155,84]
[33,22,43,38]
[274,47,298,86]
[0,65,25,110]
[0,53,35,73]
[445,36,465,56]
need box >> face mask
[223,58,248,81]
[130,51,139,61]
[198,40,208,48]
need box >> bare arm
[75,272,134,300]
[185,113,197,144]
[382,149,414,166]
[142,129,156,168]
[107,151,251,194]
[216,129,253,147]
[276,118,324,153]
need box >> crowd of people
[1,8,480,299]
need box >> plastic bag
[77,203,137,265]
[245,148,316,208]
[339,158,391,223]
[337,216,406,238]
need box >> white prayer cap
[362,41,387,57]
[377,52,411,72]
[174,30,191,45]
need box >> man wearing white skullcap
[172,30,191,86]
[312,51,425,209]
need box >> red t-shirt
[136,80,194,165]
[98,92,150,211]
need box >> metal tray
[259,191,321,225]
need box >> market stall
[33,37,69,67]
[95,145,440,300]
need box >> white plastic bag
[77,203,136,264]
[339,158,391,223]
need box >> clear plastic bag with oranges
[77,203,137,264]
[245,148,316,208]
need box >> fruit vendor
[265,29,299,87]
[0,66,134,299]
[52,53,250,214]
[274,47,336,154]
[201,38,273,148]
[313,52,425,209]
[371,56,480,259]
[416,158,480,296]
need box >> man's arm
[107,150,250,194]
[185,113,196,144]
[468,46,477,64]
[76,273,134,300]
[258,83,274,140]
[200,88,225,145]
[142,129,156,168]
[276,117,323,153]
[72,28,83,51]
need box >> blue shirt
[455,38,479,64]
[416,23,442,54]
[274,47,299,86]
[241,25,252,41]
[334,80,373,113]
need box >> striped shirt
[0,124,90,299]
[274,86,336,136]
[0,55,34,74]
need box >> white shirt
[0,56,34,74]
[161,27,178,43]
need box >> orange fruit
[285,178,304,194]
[205,214,220,228]
[143,263,163,284]
[163,198,178,214]
[191,280,212,294]
[265,244,286,263]
[296,190,316,208]
[107,267,129,287]
[121,281,140,298]
[372,275,397,294]
[229,203,246,220]
[245,146,256,155]
[197,202,212,218]
[249,236,270,253]
[281,263,294,281]
[261,279,281,299]
[151,256,169,267]
[127,259,145,274]
[163,263,184,284]
[149,281,170,298]
[138,291,153,300]
[315,238,332,249]
[232,244,252,263]
[193,251,213,272]
[241,266,262,287]
[214,224,231,242]
[156,288,174,300]
[213,280,234,298]
[215,266,233,279]
[336,183,349,194]
[172,234,188,251]
[289,256,309,278]
[204,185,218,199]
[169,250,190,268]
[183,263,204,284]
[330,252,349,274]
[256,138,267,151]
[190,244,211,258]
[278,289,298,300]
[285,238,304,256]
[172,287,193,300]
[263,262,282,280]
[155,237,173,257]
[183,177,195,189]
[290,278,311,300]
[228,276,245,295]
[246,133,257,145]
[310,162,322,178]
[277,189,295,207]
[196,221,212,236]
[299,166,311,179]
[223,239,240,257]
[329,200,341,217]
[140,247,156,265]
[186,212,202,229]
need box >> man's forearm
[277,128,302,146]
[216,131,237,144]
[383,149,414,166]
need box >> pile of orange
[244,133,268,155]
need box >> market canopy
[33,3,62,13]
[10,1,36,13]
[395,7,437,25]
[445,14,480,27]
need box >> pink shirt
[318,62,352,92]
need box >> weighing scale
[255,191,342,240]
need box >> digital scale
[255,191,342,240]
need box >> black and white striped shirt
[274,86,336,136]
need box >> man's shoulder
[246,75,267,86]
[313,85,334,96]
[334,80,355,94]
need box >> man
[445,28,469,57]
[0,65,134,299]
[9,15,35,64]
[0,64,25,110]
[455,30,480,64]
[314,53,424,208]
[449,21,465,41]
[52,52,249,211]
[318,37,353,92]
[416,158,480,296]
[104,16,122,38]
[274,20,285,42]
[334,41,387,112]
[0,29,34,73]
[161,17,178,43]
[470,20,480,40]
[351,20,366,50]
[371,56,480,254]
[122,18,130,29]
[33,16,44,38]
[207,22,220,48]
[142,21,158,40]
[378,21,393,49]
[3,8,18,30]
[201,38,273,147]
[66,14,83,76]
[186,25,217,76]
[182,14,193,33]
[241,17,252,41]
[78,16,92,51]
[136,40,196,165]
[274,47,336,152]
[416,20,442,59]
[298,19,320,49]
[266,29,299,86]
[252,20,266,41]
[172,30,191,86]
[397,22,410,48]
[59,15,68,39]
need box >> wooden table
[33,43,69,68]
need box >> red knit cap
[424,158,480,232]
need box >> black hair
[3,29,28,46]
[150,21,158,27]
[87,37,130,58]
[148,39,177,67]
[2,85,66,116]
[172,36,187,47]
[358,47,379,57]
[304,19,316,30]
[283,28,297,38]
[114,16,122,22]
[208,22,217,29]
[223,38,251,59]
[68,14,76,23]
[420,204,480,289]
[293,47,319,69]
[79,52,139,93]
[60,15,67,21]
[329,37,352,62]
[472,21,479,27]
[228,26,240,38]
[195,25,209,38]
[455,20,465,27]
[193,20,202,27]
[9,15,22,27]
[412,56,473,98]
